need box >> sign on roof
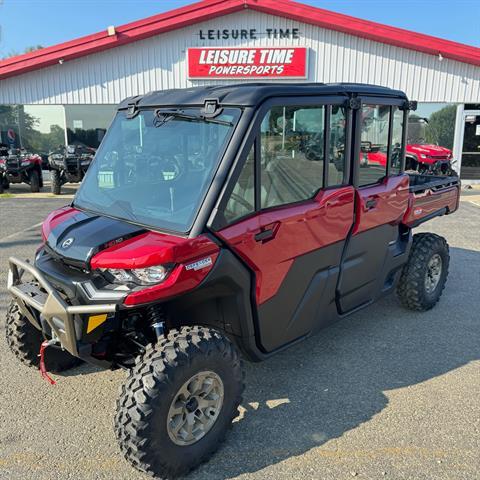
[187,47,308,79]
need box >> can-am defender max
[48,144,95,195]
[6,84,460,479]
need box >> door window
[220,102,348,226]
[328,105,347,185]
[223,145,255,223]
[260,105,325,209]
[358,104,390,186]
[390,107,404,175]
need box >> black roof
[118,83,408,109]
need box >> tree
[0,105,39,148]
[1,45,44,60]
[425,105,456,150]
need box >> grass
[0,193,14,198]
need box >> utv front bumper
[7,257,117,357]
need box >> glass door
[461,111,480,180]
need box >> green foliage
[0,105,65,153]
[1,45,44,60]
[425,105,456,150]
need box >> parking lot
[0,184,479,480]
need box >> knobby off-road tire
[50,169,62,195]
[115,326,245,479]
[397,233,449,311]
[5,300,81,372]
[29,169,40,193]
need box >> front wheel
[5,300,82,372]
[29,169,40,193]
[115,326,245,479]
[50,169,62,195]
[396,233,450,311]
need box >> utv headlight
[106,265,170,286]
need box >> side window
[328,106,347,186]
[390,107,404,175]
[260,105,324,209]
[223,145,255,223]
[359,104,390,187]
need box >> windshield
[74,107,240,232]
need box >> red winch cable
[38,340,56,385]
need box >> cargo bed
[403,174,460,227]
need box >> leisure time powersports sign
[187,47,308,79]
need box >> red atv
[6,84,460,479]
[0,147,43,193]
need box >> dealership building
[0,0,479,180]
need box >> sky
[0,0,479,58]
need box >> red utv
[5,84,460,479]
[406,117,456,175]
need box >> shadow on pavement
[195,246,479,478]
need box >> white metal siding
[1,10,479,104]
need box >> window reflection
[0,105,65,163]
[65,105,115,149]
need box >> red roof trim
[1,0,479,80]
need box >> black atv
[48,144,95,195]
[0,143,9,193]
[0,147,43,193]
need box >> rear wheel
[397,233,449,311]
[29,169,40,193]
[5,300,81,372]
[115,326,245,479]
[51,169,62,195]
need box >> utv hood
[42,207,145,268]
[406,144,452,161]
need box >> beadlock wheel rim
[425,253,442,294]
[167,370,224,446]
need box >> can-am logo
[188,47,308,79]
[61,237,75,249]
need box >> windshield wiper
[75,188,137,222]
[154,109,233,127]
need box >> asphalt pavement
[0,188,479,480]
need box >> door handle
[254,222,280,243]
[254,228,275,242]
[365,197,378,210]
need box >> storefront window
[409,103,456,150]
[65,105,116,149]
[0,105,66,156]
[461,114,480,180]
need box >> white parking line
[0,222,43,242]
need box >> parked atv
[0,143,9,193]
[0,147,43,193]
[48,144,95,195]
[6,84,460,479]
[406,117,456,175]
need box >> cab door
[337,102,410,313]
[214,98,355,352]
